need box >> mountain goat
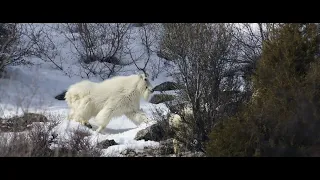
[65,73,154,133]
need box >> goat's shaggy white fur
[65,74,154,133]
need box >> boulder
[55,90,67,100]
[152,81,182,92]
[130,23,149,27]
[0,113,49,132]
[159,138,174,155]
[96,139,118,149]
[134,123,166,142]
[149,94,176,104]
[120,148,137,157]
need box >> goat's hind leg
[94,107,113,133]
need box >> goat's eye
[146,86,148,89]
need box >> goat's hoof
[84,122,92,129]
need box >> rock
[96,139,118,149]
[80,54,102,64]
[99,56,122,65]
[84,122,92,129]
[80,53,124,65]
[21,113,49,123]
[156,50,178,62]
[118,143,205,157]
[149,94,176,104]
[128,151,137,157]
[136,153,148,157]
[72,128,91,138]
[157,51,172,61]
[121,147,160,157]
[55,90,66,100]
[121,149,128,155]
[134,123,166,142]
[0,113,49,132]
[130,23,149,27]
[120,149,137,157]
[159,138,174,155]
[179,151,206,157]
[152,81,182,92]
[68,25,80,33]
[167,102,189,114]
[0,69,8,79]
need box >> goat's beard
[142,89,151,101]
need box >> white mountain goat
[65,73,154,133]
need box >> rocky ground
[118,139,205,157]
[0,112,205,157]
[116,120,205,157]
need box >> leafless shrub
[0,23,33,73]
[53,127,102,157]
[156,24,281,154]
[0,117,59,157]
[150,107,175,140]
[231,23,281,92]
[0,132,31,157]
[136,24,165,80]
[58,23,133,79]
[126,24,154,76]
[27,119,60,156]
[0,114,102,157]
[0,23,66,75]
[160,23,247,153]
[21,24,65,72]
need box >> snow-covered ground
[0,23,173,156]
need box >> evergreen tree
[206,23,320,157]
